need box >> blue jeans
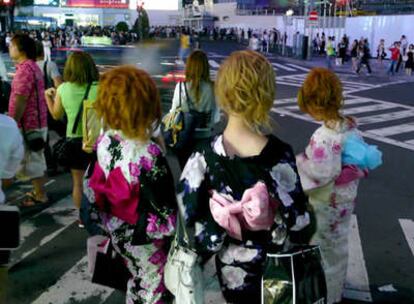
[388,60,397,75]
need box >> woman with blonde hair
[176,51,311,302]
[45,51,99,227]
[84,66,177,304]
[169,49,218,167]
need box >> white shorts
[16,128,47,181]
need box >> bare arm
[45,88,64,120]
[12,95,28,122]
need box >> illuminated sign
[34,0,59,6]
[62,0,129,8]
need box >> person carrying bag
[52,83,92,166]
[164,203,204,304]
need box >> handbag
[52,137,83,167]
[164,207,204,304]
[262,245,327,304]
[72,83,101,153]
[21,70,45,152]
[88,235,131,291]
[82,98,101,153]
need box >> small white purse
[164,209,204,304]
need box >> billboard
[62,0,129,8]
[34,0,59,6]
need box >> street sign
[308,10,319,26]
[309,10,318,21]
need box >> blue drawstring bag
[342,132,383,170]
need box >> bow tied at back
[209,182,277,241]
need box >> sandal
[21,191,49,207]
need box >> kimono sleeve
[176,151,226,256]
[296,128,342,191]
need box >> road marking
[357,110,414,125]
[10,195,78,267]
[31,256,114,304]
[160,62,175,66]
[272,62,296,71]
[399,219,414,256]
[285,63,311,72]
[272,95,414,152]
[208,59,220,68]
[344,215,373,302]
[342,103,397,115]
[367,123,414,137]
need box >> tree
[115,21,129,32]
[133,7,150,40]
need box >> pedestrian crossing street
[7,194,414,303]
[272,95,414,152]
[275,73,397,94]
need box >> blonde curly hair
[95,65,161,141]
[215,50,275,134]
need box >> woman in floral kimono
[84,66,177,304]
[177,51,311,302]
[296,68,381,304]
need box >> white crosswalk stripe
[32,256,113,304]
[272,95,414,151]
[7,192,414,303]
[275,73,388,93]
[344,215,373,302]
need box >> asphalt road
[2,39,414,304]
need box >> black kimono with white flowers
[176,134,311,303]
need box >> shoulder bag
[21,69,46,152]
[72,83,101,153]
[164,206,204,304]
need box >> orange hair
[215,50,275,134]
[95,65,161,141]
[297,68,343,121]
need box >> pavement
[2,39,414,304]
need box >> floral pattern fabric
[84,130,177,304]
[177,134,310,302]
[8,59,47,130]
[296,119,361,304]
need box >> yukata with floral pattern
[84,130,177,304]
[177,134,311,303]
[296,118,366,304]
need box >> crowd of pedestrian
[1,30,383,304]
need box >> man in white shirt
[42,36,52,62]
[0,114,23,302]
[0,114,24,204]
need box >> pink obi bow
[335,164,368,186]
[209,182,277,241]
[89,163,139,225]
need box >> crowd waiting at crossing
[0,31,384,304]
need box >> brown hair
[215,50,275,134]
[297,68,343,121]
[95,65,161,141]
[185,50,212,105]
[11,34,36,60]
[63,51,99,85]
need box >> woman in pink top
[8,34,49,206]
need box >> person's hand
[45,88,56,99]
